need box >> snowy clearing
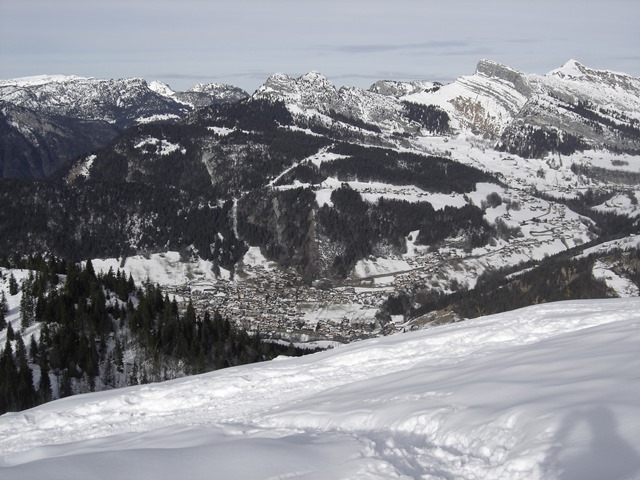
[133,137,185,155]
[89,252,218,286]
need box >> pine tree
[6,322,15,341]
[85,259,95,279]
[0,338,19,413]
[114,338,124,373]
[102,353,115,388]
[58,368,73,398]
[0,291,7,331]
[20,288,35,330]
[15,336,36,409]
[29,334,39,363]
[8,272,18,296]
[1,290,8,315]
[128,361,139,386]
[36,352,51,403]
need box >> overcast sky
[1,0,639,93]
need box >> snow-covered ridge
[549,58,590,79]
[254,71,416,133]
[404,61,530,136]
[401,58,640,148]
[0,74,90,87]
[253,57,639,143]
[548,58,637,83]
[539,59,640,123]
[1,298,639,479]
[254,71,339,108]
[0,75,184,126]
[0,74,249,126]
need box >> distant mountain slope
[3,59,640,285]
[0,75,186,127]
[45,96,502,280]
[0,101,119,178]
[0,75,248,178]
[404,59,640,156]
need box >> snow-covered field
[1,298,639,479]
[89,252,221,286]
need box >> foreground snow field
[1,298,639,479]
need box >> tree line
[0,257,318,414]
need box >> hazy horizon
[1,0,639,92]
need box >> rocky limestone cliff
[475,59,533,98]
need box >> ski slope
[1,298,639,479]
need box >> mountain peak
[475,59,523,79]
[254,70,338,106]
[546,59,640,97]
[299,70,332,84]
[369,79,440,97]
[148,80,176,97]
[549,59,587,79]
[474,59,531,97]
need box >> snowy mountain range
[2,59,639,179]
[1,60,640,478]
[1,297,639,479]
[0,74,248,123]
[0,75,248,178]
[2,59,640,317]
[252,59,640,156]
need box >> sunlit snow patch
[134,137,185,155]
[90,252,218,286]
[592,259,640,297]
[135,114,181,124]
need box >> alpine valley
[1,59,640,410]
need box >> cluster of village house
[168,262,398,343]
[167,195,588,343]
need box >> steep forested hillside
[0,180,243,268]
[388,245,640,326]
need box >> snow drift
[1,298,639,479]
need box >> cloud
[332,41,469,54]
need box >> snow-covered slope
[404,59,640,155]
[405,59,530,136]
[545,59,640,119]
[1,298,639,479]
